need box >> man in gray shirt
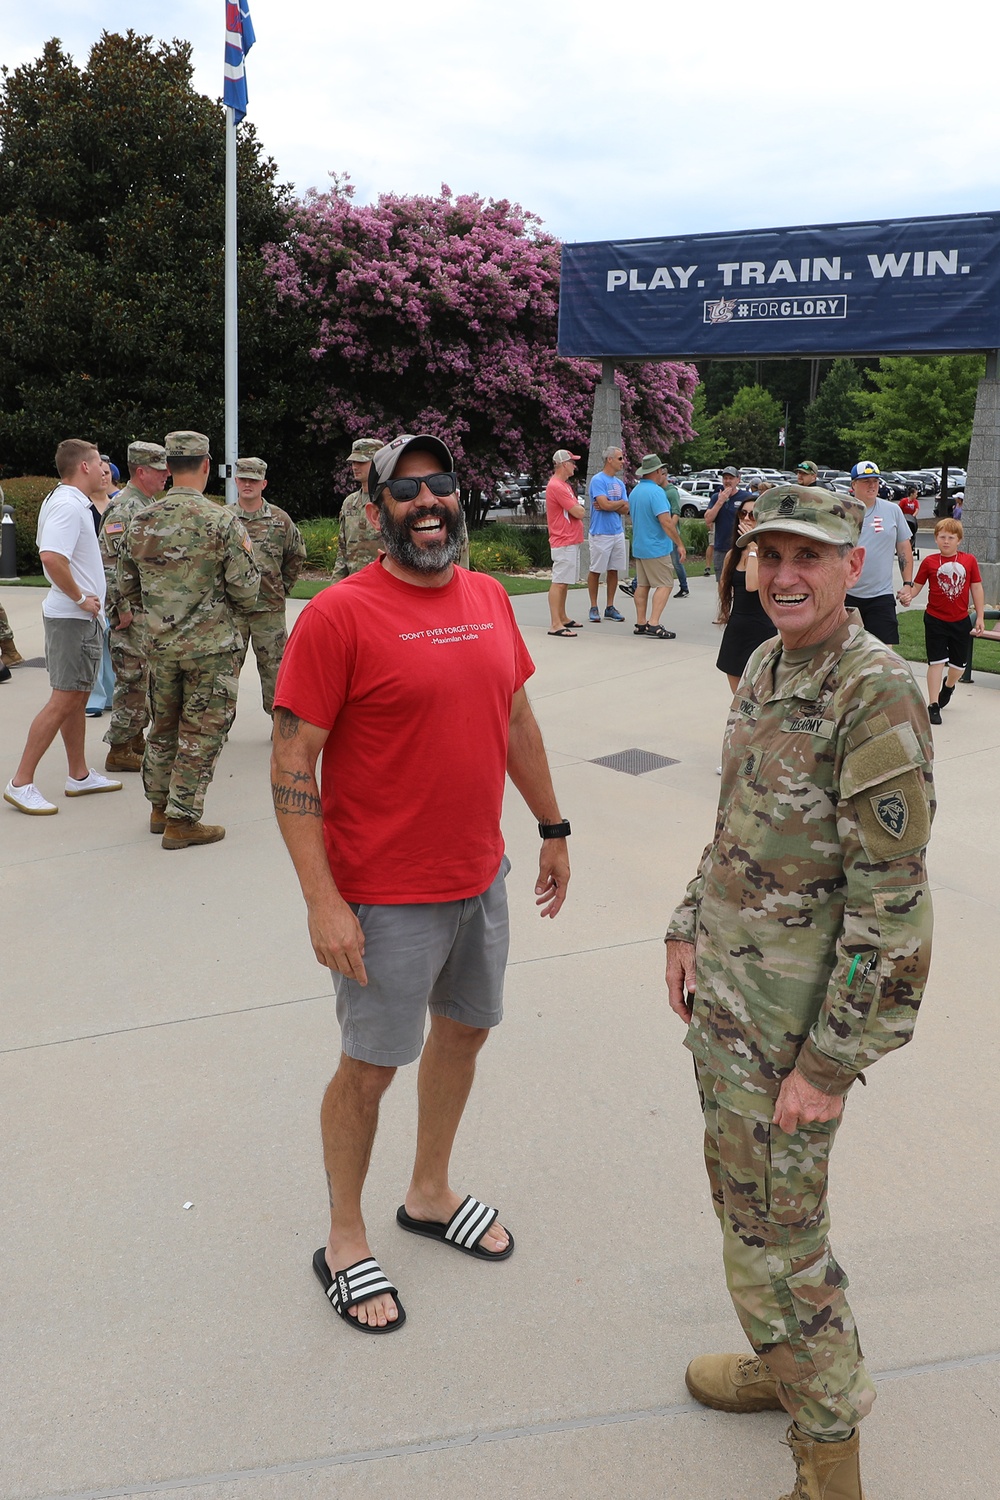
[845,460,914,644]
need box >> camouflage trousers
[143,651,239,823]
[0,602,13,642]
[234,610,287,716]
[695,1060,877,1440]
[103,625,151,746]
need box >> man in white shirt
[4,439,123,815]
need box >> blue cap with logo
[850,460,881,479]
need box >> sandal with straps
[396,1194,514,1260]
[312,1250,406,1333]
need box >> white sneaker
[4,780,58,815]
[64,769,123,797]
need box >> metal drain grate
[590,747,679,776]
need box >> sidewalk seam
[29,1351,1000,1500]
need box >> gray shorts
[44,616,103,692]
[334,857,511,1066]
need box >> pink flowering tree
[264,177,697,520]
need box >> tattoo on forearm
[275,708,302,739]
[271,775,323,818]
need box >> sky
[4,0,999,244]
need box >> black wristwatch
[538,820,571,839]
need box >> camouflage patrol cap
[234,456,267,479]
[347,438,383,463]
[737,484,864,550]
[164,431,211,458]
[127,441,168,470]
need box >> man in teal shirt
[627,454,686,638]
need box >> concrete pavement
[2,577,998,1500]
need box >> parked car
[676,478,714,516]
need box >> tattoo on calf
[271,775,323,817]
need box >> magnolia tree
[264,178,697,519]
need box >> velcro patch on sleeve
[854,768,931,860]
[840,723,922,799]
[103,521,125,535]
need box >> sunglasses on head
[374,472,458,502]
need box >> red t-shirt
[545,477,584,548]
[273,561,535,904]
[914,550,981,622]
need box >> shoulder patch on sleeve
[103,520,125,535]
[855,768,931,860]
[844,711,891,752]
[841,722,922,800]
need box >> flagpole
[224,103,238,505]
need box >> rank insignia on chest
[871,787,908,839]
[741,748,761,778]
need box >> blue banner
[557,212,1000,359]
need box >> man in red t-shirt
[899,517,984,724]
[271,434,571,1335]
[544,448,586,636]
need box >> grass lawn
[896,608,1000,675]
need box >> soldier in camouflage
[330,437,383,581]
[231,457,306,716]
[664,485,934,1500]
[117,431,260,849]
[99,441,169,771]
[0,484,24,675]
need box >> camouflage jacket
[117,487,260,657]
[99,482,160,626]
[666,613,934,1118]
[233,499,306,613]
[331,487,381,582]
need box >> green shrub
[679,518,708,556]
[476,523,551,567]
[0,475,58,574]
[468,536,531,573]
[299,516,340,572]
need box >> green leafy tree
[840,355,984,469]
[715,384,784,469]
[671,384,730,470]
[0,32,321,500]
[801,359,864,470]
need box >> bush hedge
[298,516,340,572]
[679,518,709,555]
[0,476,58,575]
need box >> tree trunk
[462,484,489,530]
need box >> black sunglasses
[374,472,458,503]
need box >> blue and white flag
[224,0,256,122]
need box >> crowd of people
[0,426,991,1499]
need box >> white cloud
[5,0,999,240]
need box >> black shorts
[846,593,899,645]
[924,612,972,669]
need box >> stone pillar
[964,351,1000,606]
[580,360,622,582]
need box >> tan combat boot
[161,818,225,849]
[105,743,143,773]
[779,1425,864,1500]
[685,1352,783,1412]
[0,640,23,666]
[130,732,146,756]
[149,805,167,834]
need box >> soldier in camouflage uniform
[117,431,260,849]
[231,456,306,716]
[664,485,934,1500]
[330,437,384,581]
[0,602,23,672]
[99,441,169,771]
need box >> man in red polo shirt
[271,434,571,1335]
[545,447,586,636]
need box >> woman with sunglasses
[715,494,777,693]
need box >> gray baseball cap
[369,434,454,494]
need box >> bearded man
[270,434,571,1334]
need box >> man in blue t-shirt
[628,455,687,637]
[587,446,630,623]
